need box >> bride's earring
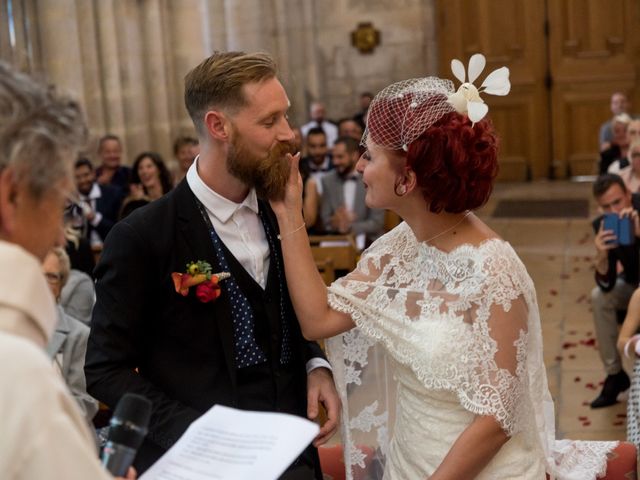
[394,183,407,196]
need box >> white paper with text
[140,405,319,480]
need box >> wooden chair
[309,235,359,273]
[315,258,336,286]
[384,210,401,232]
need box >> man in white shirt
[85,51,339,479]
[300,101,339,148]
[320,137,385,248]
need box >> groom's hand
[306,367,340,447]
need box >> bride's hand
[270,152,303,221]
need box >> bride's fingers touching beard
[270,151,303,216]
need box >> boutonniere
[171,260,230,303]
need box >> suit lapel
[175,181,237,389]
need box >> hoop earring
[394,182,407,196]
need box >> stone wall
[0,0,438,161]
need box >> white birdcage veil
[362,53,511,151]
[362,77,456,151]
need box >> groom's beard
[227,132,296,201]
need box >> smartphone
[603,213,634,246]
[619,215,634,245]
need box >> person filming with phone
[590,173,640,408]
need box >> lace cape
[326,222,616,479]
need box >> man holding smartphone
[590,174,640,408]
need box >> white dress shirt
[186,158,331,373]
[187,158,269,288]
[80,183,104,247]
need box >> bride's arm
[429,416,509,480]
[272,154,355,340]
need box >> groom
[85,51,339,478]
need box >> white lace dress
[326,222,617,480]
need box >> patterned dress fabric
[326,222,617,479]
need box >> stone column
[224,0,273,52]
[36,0,86,106]
[168,0,212,135]
[138,0,172,158]
[94,0,127,156]
[75,0,106,136]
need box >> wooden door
[437,0,640,180]
[547,0,640,177]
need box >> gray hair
[49,247,71,288]
[0,62,88,198]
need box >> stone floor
[477,179,629,442]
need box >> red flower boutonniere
[171,260,230,303]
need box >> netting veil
[361,53,511,152]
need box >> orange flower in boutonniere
[171,260,230,303]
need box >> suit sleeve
[85,220,201,450]
[351,207,385,236]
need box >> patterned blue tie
[258,208,292,365]
[195,200,291,368]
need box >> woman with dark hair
[271,55,617,479]
[120,151,173,218]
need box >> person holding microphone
[0,62,134,479]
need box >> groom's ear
[204,110,230,141]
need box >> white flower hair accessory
[447,53,510,124]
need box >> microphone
[101,393,152,476]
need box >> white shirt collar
[186,156,259,223]
[82,182,101,201]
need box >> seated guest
[300,128,334,233]
[43,248,99,421]
[64,224,95,277]
[609,118,640,174]
[120,151,172,219]
[301,101,338,147]
[617,139,640,193]
[600,92,631,151]
[589,173,640,408]
[353,91,373,130]
[320,136,385,247]
[617,287,640,451]
[95,134,131,195]
[337,118,364,142]
[300,127,333,190]
[0,61,131,479]
[60,267,95,325]
[73,157,123,248]
[601,113,631,174]
[171,136,198,186]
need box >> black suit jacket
[85,180,325,472]
[89,183,123,242]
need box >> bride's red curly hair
[407,111,499,213]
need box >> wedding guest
[617,288,640,452]
[43,247,98,421]
[95,135,131,195]
[0,61,133,480]
[172,136,198,186]
[120,151,172,219]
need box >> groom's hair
[184,51,278,136]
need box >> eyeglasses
[44,272,63,285]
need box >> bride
[271,54,617,479]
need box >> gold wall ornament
[351,22,381,54]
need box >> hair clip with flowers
[171,260,230,303]
[446,53,510,124]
